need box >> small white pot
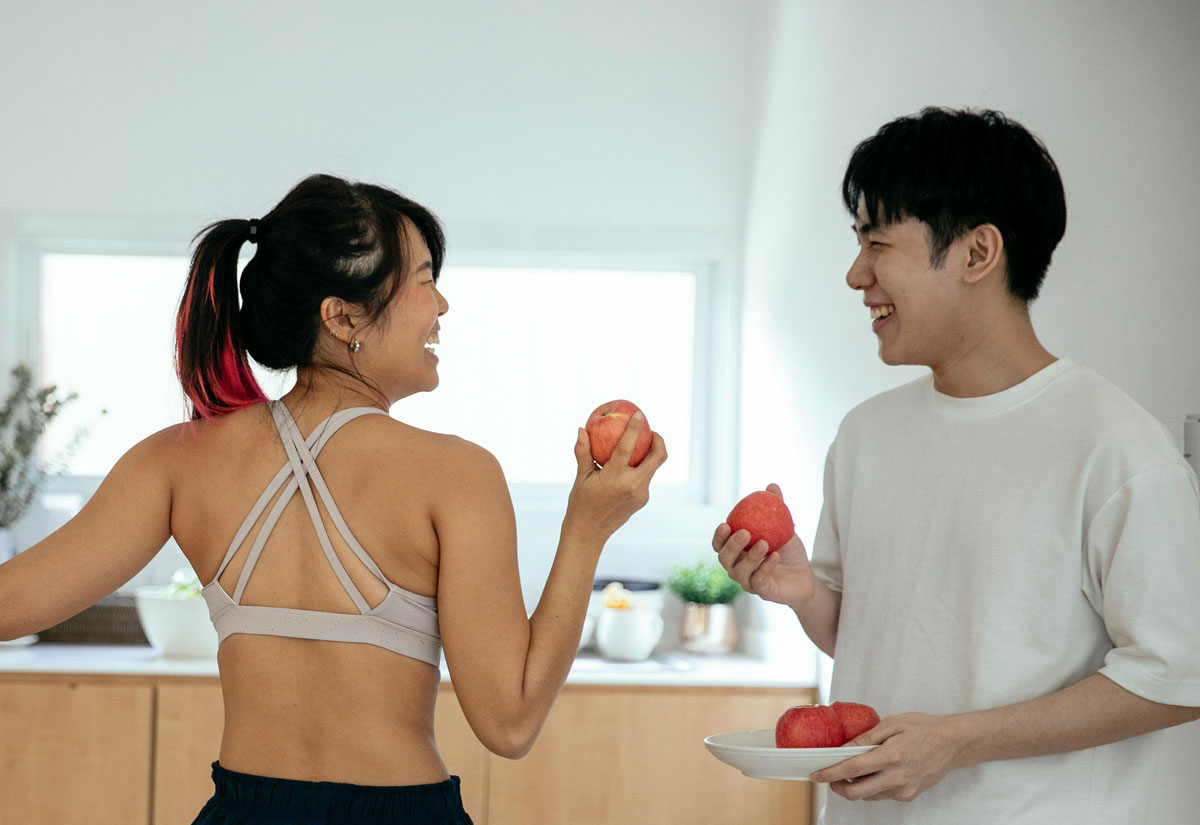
[595,607,663,662]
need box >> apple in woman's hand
[727,490,794,553]
[585,400,652,467]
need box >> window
[399,265,695,489]
[30,251,732,511]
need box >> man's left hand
[810,712,968,802]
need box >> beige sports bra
[201,400,441,666]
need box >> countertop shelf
[0,640,817,688]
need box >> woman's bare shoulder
[363,416,504,479]
[131,404,276,473]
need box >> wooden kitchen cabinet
[153,681,224,825]
[487,685,815,825]
[0,676,154,825]
[0,672,814,825]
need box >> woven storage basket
[38,594,149,645]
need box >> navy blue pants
[191,762,474,825]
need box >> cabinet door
[487,685,815,825]
[154,682,225,825]
[0,678,154,825]
[435,685,489,824]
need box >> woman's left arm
[0,427,176,640]
[812,673,1200,802]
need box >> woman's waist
[217,713,448,786]
[215,641,445,784]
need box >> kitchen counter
[0,641,817,688]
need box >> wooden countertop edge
[0,671,813,698]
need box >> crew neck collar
[927,358,1076,418]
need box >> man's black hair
[842,107,1067,303]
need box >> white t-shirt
[811,359,1200,825]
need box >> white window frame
[1,218,744,553]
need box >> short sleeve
[809,439,844,594]
[1090,463,1200,706]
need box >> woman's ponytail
[174,219,268,420]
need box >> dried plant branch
[0,364,96,528]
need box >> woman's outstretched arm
[0,426,176,640]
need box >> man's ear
[961,223,1004,285]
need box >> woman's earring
[349,338,361,354]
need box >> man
[714,107,1200,824]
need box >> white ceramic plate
[704,729,876,781]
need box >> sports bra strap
[275,407,395,585]
[213,402,391,612]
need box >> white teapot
[595,607,663,662]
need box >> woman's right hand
[713,483,816,608]
[564,413,667,544]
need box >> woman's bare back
[168,400,453,785]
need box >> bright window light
[40,254,190,476]
[401,265,695,486]
[38,256,696,490]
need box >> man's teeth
[870,305,895,320]
[425,332,439,351]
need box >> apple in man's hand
[775,704,846,748]
[585,400,653,467]
[830,701,880,741]
[727,490,795,553]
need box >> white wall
[742,0,1200,819]
[0,0,761,235]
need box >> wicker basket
[38,595,149,645]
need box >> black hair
[175,174,445,420]
[842,107,1066,303]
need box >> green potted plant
[665,560,743,654]
[0,363,83,563]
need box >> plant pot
[680,602,737,654]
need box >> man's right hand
[713,483,816,608]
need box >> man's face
[846,203,969,370]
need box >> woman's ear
[961,223,1004,285]
[319,296,361,342]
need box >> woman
[0,174,666,824]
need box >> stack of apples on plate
[775,702,880,748]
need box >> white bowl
[578,613,597,650]
[134,586,218,658]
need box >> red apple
[727,490,794,553]
[830,701,880,741]
[585,400,652,467]
[775,704,846,748]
